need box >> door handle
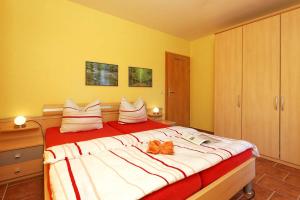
[237,95,241,108]
[281,96,284,111]
[168,90,175,95]
[274,96,279,110]
[14,153,21,159]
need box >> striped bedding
[118,97,147,124]
[45,126,258,200]
[60,99,102,133]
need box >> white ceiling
[71,0,300,40]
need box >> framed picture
[128,67,152,87]
[86,61,118,86]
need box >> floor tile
[256,163,289,180]
[8,176,43,187]
[253,172,265,184]
[284,174,300,188]
[4,177,43,200]
[275,164,300,176]
[269,192,297,200]
[258,175,300,199]
[252,183,274,200]
[0,184,7,198]
[256,157,276,167]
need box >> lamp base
[14,124,26,129]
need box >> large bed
[42,103,256,200]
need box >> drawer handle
[14,153,22,159]
[14,168,21,174]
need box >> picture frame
[86,61,118,86]
[128,66,152,87]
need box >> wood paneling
[214,27,242,139]
[281,8,300,165]
[165,52,190,126]
[242,16,280,158]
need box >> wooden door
[242,16,280,159]
[281,8,300,165]
[214,27,243,139]
[165,52,190,126]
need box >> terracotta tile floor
[0,158,299,200]
[0,176,43,200]
[231,157,300,200]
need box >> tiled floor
[231,157,300,200]
[0,158,299,200]
[0,176,43,200]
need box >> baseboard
[260,155,300,169]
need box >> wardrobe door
[281,8,300,165]
[214,27,242,139]
[242,16,280,158]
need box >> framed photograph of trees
[128,67,152,87]
[86,61,118,86]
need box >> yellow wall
[0,0,189,118]
[190,35,215,132]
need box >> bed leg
[243,182,255,199]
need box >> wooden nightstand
[156,120,176,126]
[0,121,44,184]
[147,114,163,121]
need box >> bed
[42,103,256,200]
[106,119,169,134]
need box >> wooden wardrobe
[214,7,300,166]
[214,27,242,140]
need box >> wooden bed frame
[41,103,255,200]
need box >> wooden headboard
[0,102,150,135]
[43,102,120,122]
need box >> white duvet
[44,126,258,200]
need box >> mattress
[45,124,253,200]
[107,119,169,134]
[45,122,122,148]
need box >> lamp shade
[14,116,26,126]
[152,107,160,114]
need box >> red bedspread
[107,119,168,134]
[45,123,122,148]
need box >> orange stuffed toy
[147,140,174,155]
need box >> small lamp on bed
[14,116,27,128]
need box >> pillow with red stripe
[60,99,103,133]
[118,97,147,124]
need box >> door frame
[165,51,190,123]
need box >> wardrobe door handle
[274,96,279,110]
[237,95,241,108]
[281,96,284,111]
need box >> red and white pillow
[118,97,147,124]
[60,99,103,133]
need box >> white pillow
[118,97,147,124]
[60,99,103,133]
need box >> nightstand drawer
[0,159,43,182]
[0,145,43,166]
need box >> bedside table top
[0,121,43,152]
[0,122,40,133]
[157,120,176,126]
